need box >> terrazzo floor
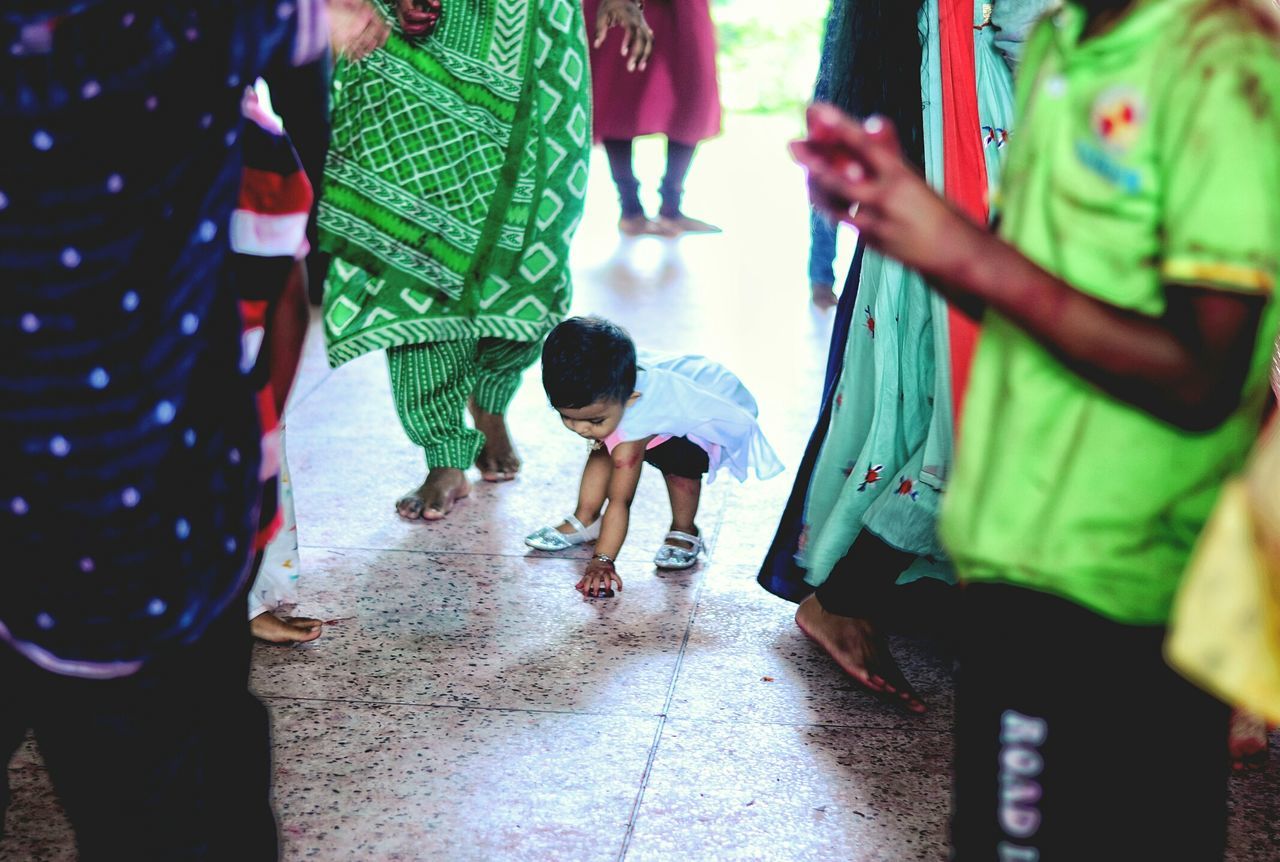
[4,114,1279,861]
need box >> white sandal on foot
[654,529,702,570]
[525,515,600,552]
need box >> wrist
[931,218,993,300]
[592,553,615,566]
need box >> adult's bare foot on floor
[397,467,471,520]
[656,213,722,236]
[250,612,323,644]
[795,593,927,713]
[469,400,520,482]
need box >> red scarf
[938,0,989,430]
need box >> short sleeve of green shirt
[1159,27,1280,294]
[941,2,1280,626]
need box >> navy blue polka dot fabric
[0,2,307,676]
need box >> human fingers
[868,671,928,714]
[350,16,383,59]
[793,142,879,224]
[807,103,905,179]
[624,26,639,72]
[790,141,855,221]
[634,24,654,72]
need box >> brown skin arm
[575,439,647,597]
[793,104,1265,432]
[594,439,647,559]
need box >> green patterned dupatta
[318,0,591,367]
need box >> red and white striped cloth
[234,78,313,550]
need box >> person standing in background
[585,0,723,237]
[807,0,845,309]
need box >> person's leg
[388,339,479,519]
[32,606,278,862]
[664,472,701,540]
[468,337,543,482]
[809,208,839,309]
[657,139,720,235]
[603,138,651,235]
[952,583,1230,861]
[796,530,926,712]
[644,438,708,566]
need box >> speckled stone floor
[4,115,1278,862]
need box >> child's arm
[577,439,647,598]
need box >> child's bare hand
[594,0,654,73]
[577,559,623,598]
[790,103,977,282]
[327,0,390,60]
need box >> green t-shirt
[940,0,1280,625]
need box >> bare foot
[396,467,471,520]
[250,612,323,644]
[1230,708,1269,771]
[811,282,838,310]
[656,214,722,236]
[794,593,927,713]
[619,215,662,237]
[469,400,520,482]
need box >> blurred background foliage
[711,0,830,115]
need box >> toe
[396,496,424,519]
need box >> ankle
[669,521,698,536]
[574,508,602,526]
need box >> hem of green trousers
[423,431,484,471]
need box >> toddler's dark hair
[541,316,637,408]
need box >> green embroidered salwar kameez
[318,0,591,468]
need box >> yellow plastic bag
[1166,419,1280,724]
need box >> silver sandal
[524,514,600,552]
[654,529,703,570]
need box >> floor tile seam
[256,693,667,721]
[257,691,955,735]
[701,488,733,564]
[659,717,955,734]
[296,542,653,561]
[616,568,709,862]
[295,543,766,572]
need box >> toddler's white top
[604,351,784,483]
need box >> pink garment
[584,0,722,144]
[603,430,670,452]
